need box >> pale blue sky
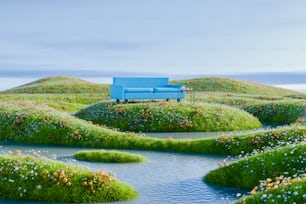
[1,0,306,76]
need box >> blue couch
[110,77,186,103]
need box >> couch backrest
[113,77,169,87]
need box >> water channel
[0,130,256,204]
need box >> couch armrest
[110,85,125,99]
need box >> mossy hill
[0,154,137,203]
[75,102,262,132]
[172,77,302,95]
[2,76,109,94]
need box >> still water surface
[0,139,246,204]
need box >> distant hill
[2,76,110,94]
[172,77,303,95]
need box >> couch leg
[166,99,169,101]
[177,98,181,103]
[116,99,120,103]
[124,99,128,104]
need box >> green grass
[2,76,110,95]
[0,93,106,112]
[244,101,306,124]
[203,144,305,189]
[172,77,302,95]
[214,125,306,155]
[236,176,306,204]
[0,153,137,203]
[0,101,305,155]
[74,150,146,163]
[75,102,262,132]
[184,92,306,124]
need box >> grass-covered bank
[0,153,137,203]
[204,144,305,189]
[184,92,306,124]
[75,102,262,132]
[74,150,146,163]
[244,101,306,124]
[0,101,305,155]
[237,176,306,204]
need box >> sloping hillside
[2,76,109,94]
[172,77,302,95]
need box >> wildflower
[260,194,267,200]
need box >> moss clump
[204,144,305,189]
[74,150,146,163]
[236,176,306,204]
[0,154,137,203]
[244,101,306,124]
[75,102,262,132]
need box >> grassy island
[74,150,146,163]
[204,144,306,203]
[75,102,262,132]
[0,154,137,203]
[204,144,305,189]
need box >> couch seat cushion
[153,87,180,93]
[124,88,154,93]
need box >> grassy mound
[2,76,109,94]
[244,101,306,124]
[74,150,146,163]
[0,101,137,147]
[75,102,262,132]
[0,154,137,203]
[214,125,306,155]
[0,93,105,112]
[172,77,301,95]
[204,144,305,189]
[237,176,306,204]
[0,101,304,155]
